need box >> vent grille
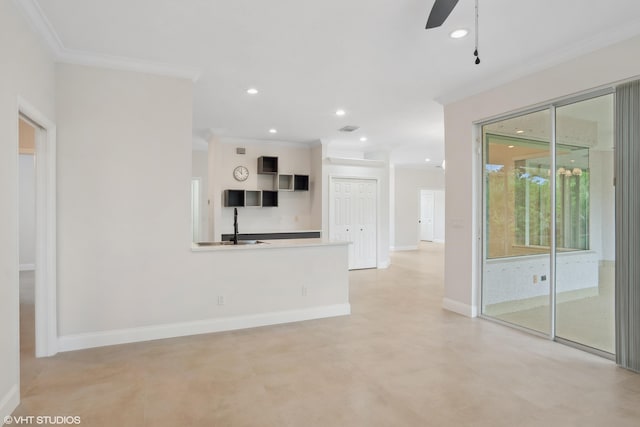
[236,147,246,155]
[339,125,360,133]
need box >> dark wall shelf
[294,174,309,191]
[258,156,278,175]
[223,190,245,207]
[262,190,279,207]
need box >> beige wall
[191,149,209,241]
[443,34,640,316]
[393,167,445,249]
[0,0,56,419]
[56,63,193,335]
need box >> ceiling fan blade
[425,0,460,29]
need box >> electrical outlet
[302,287,307,296]
[541,275,547,282]
[217,296,225,306]
[533,275,538,284]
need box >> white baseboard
[432,239,445,244]
[19,264,35,271]
[442,298,478,318]
[58,303,351,352]
[378,259,390,269]
[0,384,19,426]
[392,245,418,251]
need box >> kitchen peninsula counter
[191,238,348,252]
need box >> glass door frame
[477,87,615,357]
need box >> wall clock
[233,165,249,182]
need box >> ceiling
[28,0,640,166]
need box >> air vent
[236,147,246,155]
[339,125,360,133]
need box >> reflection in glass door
[481,92,616,356]
[555,94,615,354]
[481,109,552,335]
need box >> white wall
[310,143,323,231]
[393,167,445,250]
[191,149,209,241]
[433,190,445,243]
[443,34,640,317]
[56,63,193,336]
[19,155,36,269]
[210,138,317,239]
[0,0,56,419]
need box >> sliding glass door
[481,92,615,356]
[555,94,615,354]
[482,109,552,335]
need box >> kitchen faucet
[233,207,239,244]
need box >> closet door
[330,177,377,270]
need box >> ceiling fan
[425,0,481,64]
[425,0,460,29]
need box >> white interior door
[330,178,377,270]
[420,190,435,241]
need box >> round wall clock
[233,165,249,181]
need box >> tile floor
[486,263,615,353]
[13,243,640,426]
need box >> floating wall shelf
[223,189,278,207]
[257,156,278,175]
[278,174,294,191]
[294,174,309,191]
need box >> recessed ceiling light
[516,129,524,134]
[247,88,258,95]
[425,158,431,162]
[335,109,346,116]
[360,137,368,142]
[269,128,277,134]
[450,29,469,39]
[508,145,515,148]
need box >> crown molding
[13,0,202,82]
[12,0,64,53]
[436,17,640,106]
[59,49,202,82]
[325,157,386,168]
[218,136,314,149]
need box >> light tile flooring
[487,265,615,353]
[14,243,640,426]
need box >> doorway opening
[17,99,58,363]
[18,117,37,381]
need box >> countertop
[191,238,350,252]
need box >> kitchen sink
[196,240,266,246]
